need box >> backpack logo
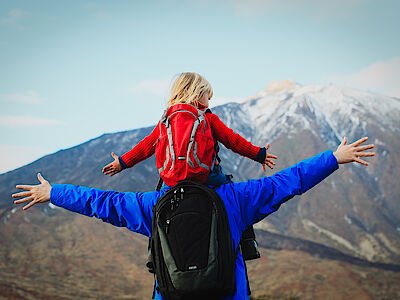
[155,104,216,187]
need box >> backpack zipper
[165,219,170,234]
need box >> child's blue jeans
[205,164,233,186]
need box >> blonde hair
[167,72,213,107]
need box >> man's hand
[333,137,375,165]
[12,173,52,210]
[102,152,123,176]
[262,144,278,171]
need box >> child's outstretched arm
[102,122,160,176]
[208,113,277,171]
[102,152,123,176]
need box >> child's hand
[102,152,123,176]
[262,144,278,171]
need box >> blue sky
[0,0,399,173]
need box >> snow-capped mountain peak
[242,82,400,150]
[246,79,301,102]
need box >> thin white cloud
[0,91,45,104]
[6,8,30,19]
[84,2,111,19]
[331,57,400,98]
[2,8,31,29]
[84,2,98,10]
[0,144,46,173]
[127,79,171,97]
[0,115,64,128]
[229,0,368,20]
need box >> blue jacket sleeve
[50,184,161,237]
[217,150,339,230]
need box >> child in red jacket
[102,72,277,260]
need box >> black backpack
[150,180,238,300]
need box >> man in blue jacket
[12,137,374,300]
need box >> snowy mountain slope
[244,80,400,146]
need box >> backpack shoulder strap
[156,177,164,192]
[160,108,168,124]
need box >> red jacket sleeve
[207,113,262,162]
[120,122,160,168]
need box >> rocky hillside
[1,203,399,300]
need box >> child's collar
[197,103,208,110]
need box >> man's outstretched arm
[219,137,375,228]
[12,174,158,237]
